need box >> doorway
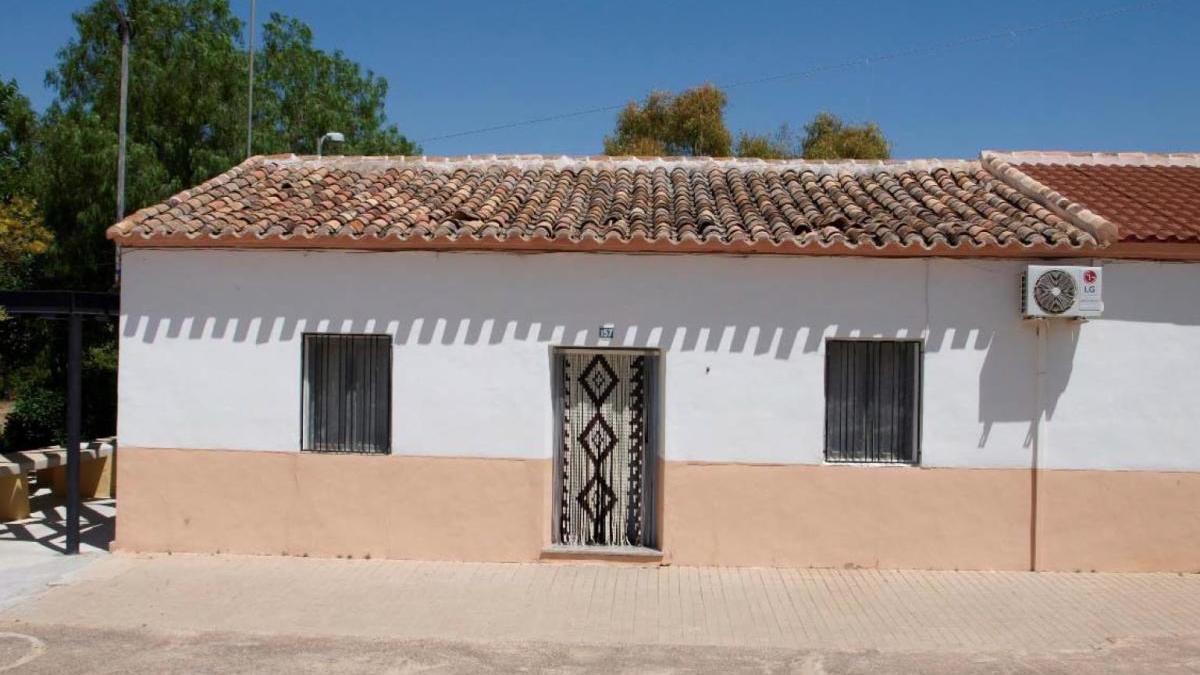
[553,349,659,549]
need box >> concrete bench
[0,438,116,521]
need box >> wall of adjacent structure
[114,249,1200,571]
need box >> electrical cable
[416,0,1171,145]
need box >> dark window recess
[825,340,922,464]
[302,334,391,454]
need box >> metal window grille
[824,340,922,464]
[302,334,391,454]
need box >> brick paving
[5,554,1200,653]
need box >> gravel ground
[3,622,1200,674]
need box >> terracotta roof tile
[1009,154,1200,243]
[107,155,1106,255]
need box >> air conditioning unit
[1021,265,1103,318]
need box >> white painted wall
[117,249,1200,471]
[1043,261,1200,470]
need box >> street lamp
[317,131,345,157]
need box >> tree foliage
[0,79,48,415]
[0,80,49,288]
[604,84,732,157]
[0,79,37,200]
[0,0,420,450]
[604,85,892,162]
[735,125,794,160]
[0,197,52,273]
[49,0,246,192]
[735,115,892,161]
[800,112,890,160]
[35,0,419,289]
[255,14,418,156]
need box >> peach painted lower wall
[115,447,550,561]
[1035,469,1200,573]
[116,447,1200,571]
[662,462,1033,571]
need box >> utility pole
[109,0,131,285]
[246,0,255,157]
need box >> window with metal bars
[824,340,922,464]
[302,334,391,454]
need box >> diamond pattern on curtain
[559,352,649,547]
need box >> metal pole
[1030,319,1047,572]
[111,0,131,287]
[66,310,83,555]
[113,2,129,222]
[246,0,255,158]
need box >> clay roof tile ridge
[980,151,1120,245]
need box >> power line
[416,0,1170,145]
[418,102,628,144]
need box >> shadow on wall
[120,252,1197,456]
[122,251,1009,359]
[123,252,1031,458]
[974,259,1200,449]
[120,251,1050,461]
[127,312,958,358]
[121,255,1198,350]
[977,320,1079,450]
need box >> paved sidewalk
[4,554,1200,654]
[0,491,113,611]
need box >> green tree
[606,85,891,161]
[0,197,52,277]
[0,79,47,285]
[254,13,418,156]
[37,0,420,288]
[0,80,54,428]
[604,84,732,157]
[736,115,891,160]
[800,112,890,160]
[0,79,37,200]
[2,0,421,450]
[735,125,794,160]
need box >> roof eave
[106,154,270,241]
[110,231,1106,259]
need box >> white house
[107,150,1200,571]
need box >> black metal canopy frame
[0,290,119,554]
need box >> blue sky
[3,0,1197,158]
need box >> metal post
[112,2,130,222]
[0,291,117,557]
[66,311,83,555]
[246,0,255,158]
[1030,319,1047,572]
[111,0,131,286]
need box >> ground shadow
[0,488,115,554]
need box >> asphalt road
[3,622,1200,674]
